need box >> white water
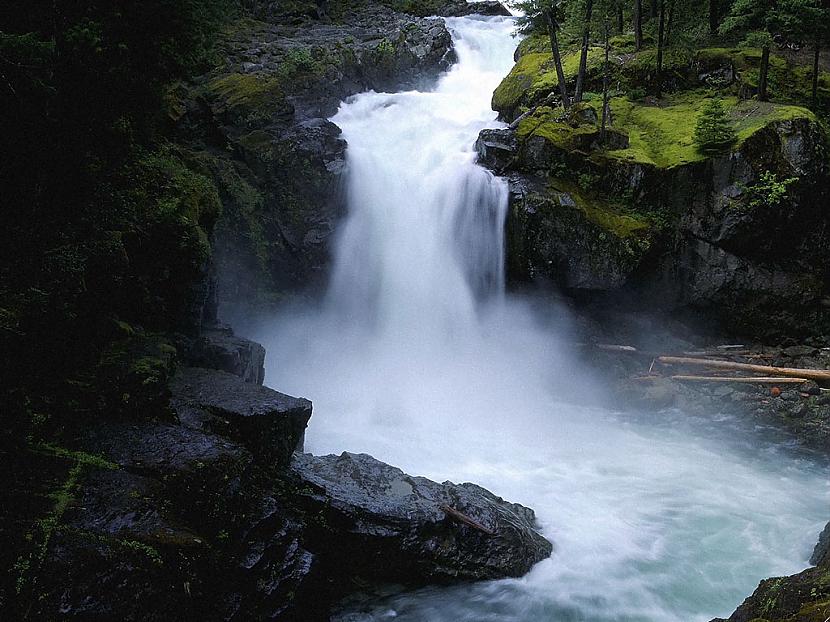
[253,16,829,621]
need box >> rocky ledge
[292,452,552,586]
[178,1,461,310]
[712,522,830,622]
[16,327,551,620]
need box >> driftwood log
[657,356,830,384]
[439,504,496,536]
[670,375,808,384]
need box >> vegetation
[693,96,739,152]
[0,1,234,442]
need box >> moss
[597,92,814,168]
[516,105,600,151]
[35,443,118,470]
[205,73,290,126]
[15,444,116,598]
[119,539,164,566]
[492,47,605,117]
[549,179,654,240]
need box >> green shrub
[693,97,738,153]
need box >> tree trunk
[655,0,666,97]
[664,0,675,46]
[545,9,571,109]
[574,0,595,103]
[601,21,611,143]
[708,0,718,35]
[634,0,643,51]
[813,42,821,107]
[758,44,770,101]
[650,0,657,18]
[617,2,624,34]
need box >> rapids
[253,15,829,621]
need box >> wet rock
[475,128,517,172]
[800,380,821,396]
[716,565,830,622]
[83,422,253,518]
[811,522,830,567]
[435,0,512,16]
[190,3,457,307]
[186,325,266,384]
[171,367,312,466]
[291,452,552,587]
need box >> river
[254,15,829,621]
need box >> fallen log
[657,356,830,383]
[439,504,496,536]
[671,375,808,384]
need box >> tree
[720,0,775,101]
[693,97,738,152]
[634,0,644,50]
[768,0,829,107]
[600,17,612,142]
[574,0,595,102]
[516,0,572,108]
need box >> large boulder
[291,451,552,588]
[171,367,312,466]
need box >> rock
[438,0,512,16]
[171,367,312,466]
[291,452,552,588]
[83,422,253,518]
[475,128,518,172]
[811,522,830,567]
[717,565,830,622]
[800,380,821,396]
[189,3,457,309]
[785,345,818,358]
[186,325,266,385]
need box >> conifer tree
[693,98,738,153]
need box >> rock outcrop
[177,1,457,312]
[478,52,830,336]
[712,522,830,622]
[20,329,552,620]
[171,367,311,466]
[291,452,552,586]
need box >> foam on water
[253,15,828,621]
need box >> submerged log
[657,356,830,383]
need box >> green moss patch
[599,93,813,168]
[546,178,654,240]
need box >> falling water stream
[254,15,829,622]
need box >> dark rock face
[478,113,830,337]
[437,0,512,16]
[715,565,830,622]
[811,522,830,567]
[292,452,552,585]
[28,412,551,620]
[186,325,266,384]
[181,3,456,310]
[171,367,312,466]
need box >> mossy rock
[508,179,658,290]
[204,73,293,128]
[96,332,178,420]
[723,566,830,622]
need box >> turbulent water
[253,15,829,622]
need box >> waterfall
[325,17,515,339]
[255,15,829,622]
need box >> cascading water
[254,15,829,622]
